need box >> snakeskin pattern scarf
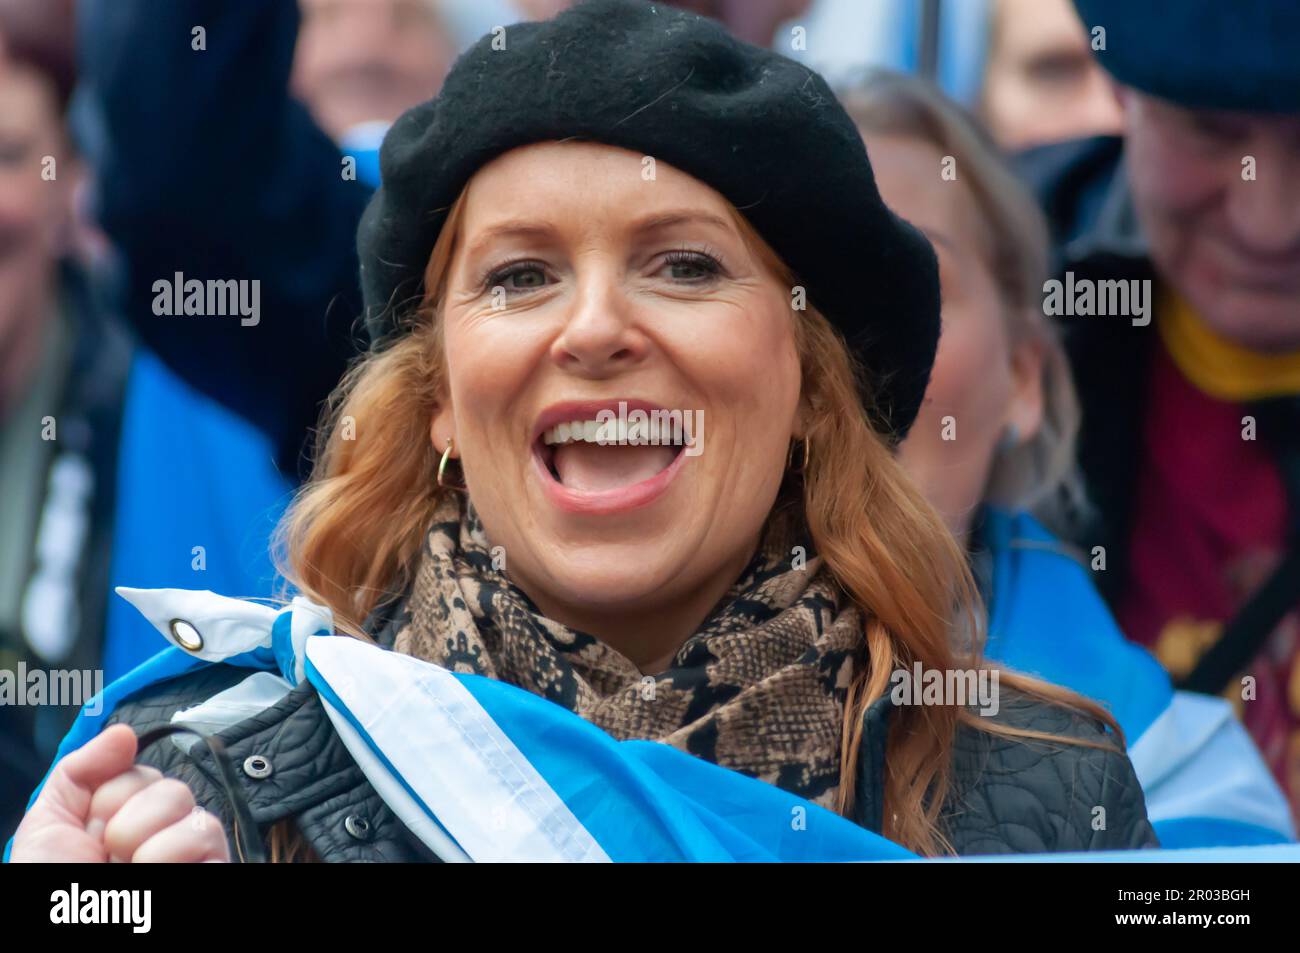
[372,495,864,807]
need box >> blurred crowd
[2,0,1298,849]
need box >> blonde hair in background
[841,70,1086,535]
[273,181,1117,860]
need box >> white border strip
[307,637,609,863]
[318,692,472,863]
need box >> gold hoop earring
[437,437,465,492]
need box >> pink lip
[530,398,688,515]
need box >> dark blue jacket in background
[64,0,376,732]
[76,0,373,478]
[74,0,381,666]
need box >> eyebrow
[634,210,733,234]
[463,209,735,260]
[464,221,554,261]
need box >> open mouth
[530,402,691,512]
[541,422,681,491]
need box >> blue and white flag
[7,588,911,863]
[981,508,1296,848]
[9,585,1298,863]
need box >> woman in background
[845,72,1294,848]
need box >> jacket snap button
[242,755,273,779]
[169,618,203,652]
[344,815,371,841]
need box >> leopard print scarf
[371,496,864,807]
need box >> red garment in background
[1118,341,1300,818]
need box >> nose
[548,266,648,379]
[1224,138,1300,256]
[1078,72,1124,139]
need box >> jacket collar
[182,681,366,826]
[853,693,893,834]
[1062,152,1150,270]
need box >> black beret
[1073,0,1300,113]
[358,0,939,440]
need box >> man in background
[1022,0,1300,823]
[0,0,130,839]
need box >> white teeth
[541,416,676,446]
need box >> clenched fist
[10,724,231,863]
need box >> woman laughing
[10,0,1155,863]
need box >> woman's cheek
[699,299,799,401]
[446,313,540,402]
[929,301,1006,419]
[899,295,1014,527]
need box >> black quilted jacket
[103,664,1158,861]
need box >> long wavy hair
[272,184,1119,859]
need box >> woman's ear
[430,404,458,457]
[1004,331,1046,445]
